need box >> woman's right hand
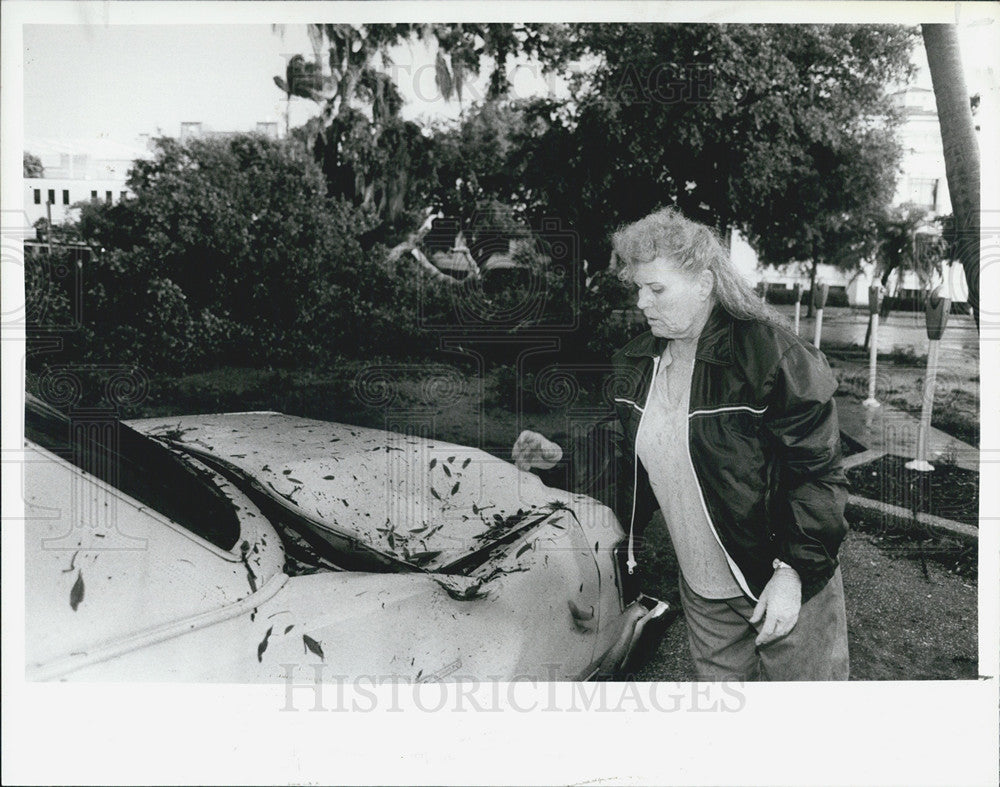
[512,430,563,471]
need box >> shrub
[760,284,849,307]
[27,134,440,376]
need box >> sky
[22,23,561,146]
[21,15,999,148]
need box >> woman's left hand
[749,564,802,646]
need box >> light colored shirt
[636,341,743,599]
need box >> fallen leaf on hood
[303,634,325,661]
[257,627,273,662]
[462,458,471,469]
[70,571,85,611]
[407,550,442,567]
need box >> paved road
[835,393,979,471]
[773,304,979,373]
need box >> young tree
[755,123,903,316]
[874,203,945,292]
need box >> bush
[27,134,454,377]
[760,284,849,307]
[579,271,646,359]
[489,364,548,413]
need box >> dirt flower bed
[845,454,978,578]
[846,454,979,527]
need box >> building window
[120,191,128,202]
[91,190,98,200]
[47,189,55,205]
[34,189,41,205]
[105,191,112,204]
[62,189,70,205]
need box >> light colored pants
[679,568,850,681]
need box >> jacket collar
[622,303,734,365]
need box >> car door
[23,442,283,681]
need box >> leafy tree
[425,102,529,225]
[24,152,44,177]
[755,121,903,315]
[421,23,572,107]
[274,24,568,241]
[274,25,434,238]
[461,25,916,278]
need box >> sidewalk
[835,393,979,472]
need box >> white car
[24,394,670,682]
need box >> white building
[23,136,152,225]
[24,121,281,227]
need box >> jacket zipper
[626,351,759,602]
[626,354,659,575]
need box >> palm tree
[922,24,980,328]
[273,54,325,136]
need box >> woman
[513,208,849,681]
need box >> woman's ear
[698,269,715,300]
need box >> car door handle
[568,599,595,631]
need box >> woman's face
[631,256,713,340]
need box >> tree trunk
[922,24,980,329]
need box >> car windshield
[24,394,241,551]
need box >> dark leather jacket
[541,304,848,602]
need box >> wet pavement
[776,305,979,374]
[835,393,979,473]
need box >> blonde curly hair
[611,207,784,324]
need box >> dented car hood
[128,412,581,572]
